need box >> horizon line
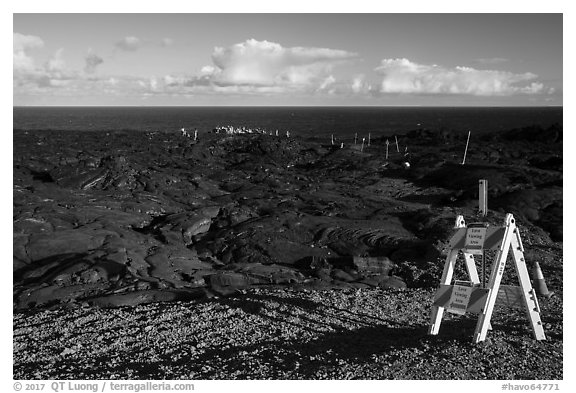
[13,104,564,108]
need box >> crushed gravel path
[13,287,562,380]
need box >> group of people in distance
[180,128,198,140]
[212,125,290,138]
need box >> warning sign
[446,284,474,315]
[465,227,487,254]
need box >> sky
[12,13,563,106]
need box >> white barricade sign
[465,227,487,254]
[446,283,473,315]
[428,214,547,343]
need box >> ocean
[13,106,562,138]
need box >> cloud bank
[375,58,544,96]
[14,32,72,89]
[13,32,109,95]
[13,34,554,104]
[209,39,356,88]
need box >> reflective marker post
[385,139,389,160]
[479,179,488,217]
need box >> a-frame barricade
[428,213,546,343]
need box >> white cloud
[163,74,185,86]
[200,65,216,76]
[351,75,368,94]
[317,75,336,91]
[163,74,212,88]
[154,39,359,98]
[115,36,141,52]
[15,33,553,104]
[14,32,44,73]
[14,32,75,89]
[375,58,545,96]
[13,32,44,53]
[14,32,176,100]
[149,77,159,91]
[519,82,545,94]
[13,33,104,94]
[207,39,357,90]
[45,49,65,72]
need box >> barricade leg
[473,214,514,343]
[510,230,546,340]
[429,249,459,335]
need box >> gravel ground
[13,287,563,380]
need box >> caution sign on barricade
[464,225,487,254]
[446,281,474,315]
[428,213,546,343]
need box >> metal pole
[461,131,471,165]
[479,179,488,287]
[482,252,486,288]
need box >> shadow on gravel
[192,324,431,378]
[207,293,394,335]
[162,294,482,379]
[181,318,482,379]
